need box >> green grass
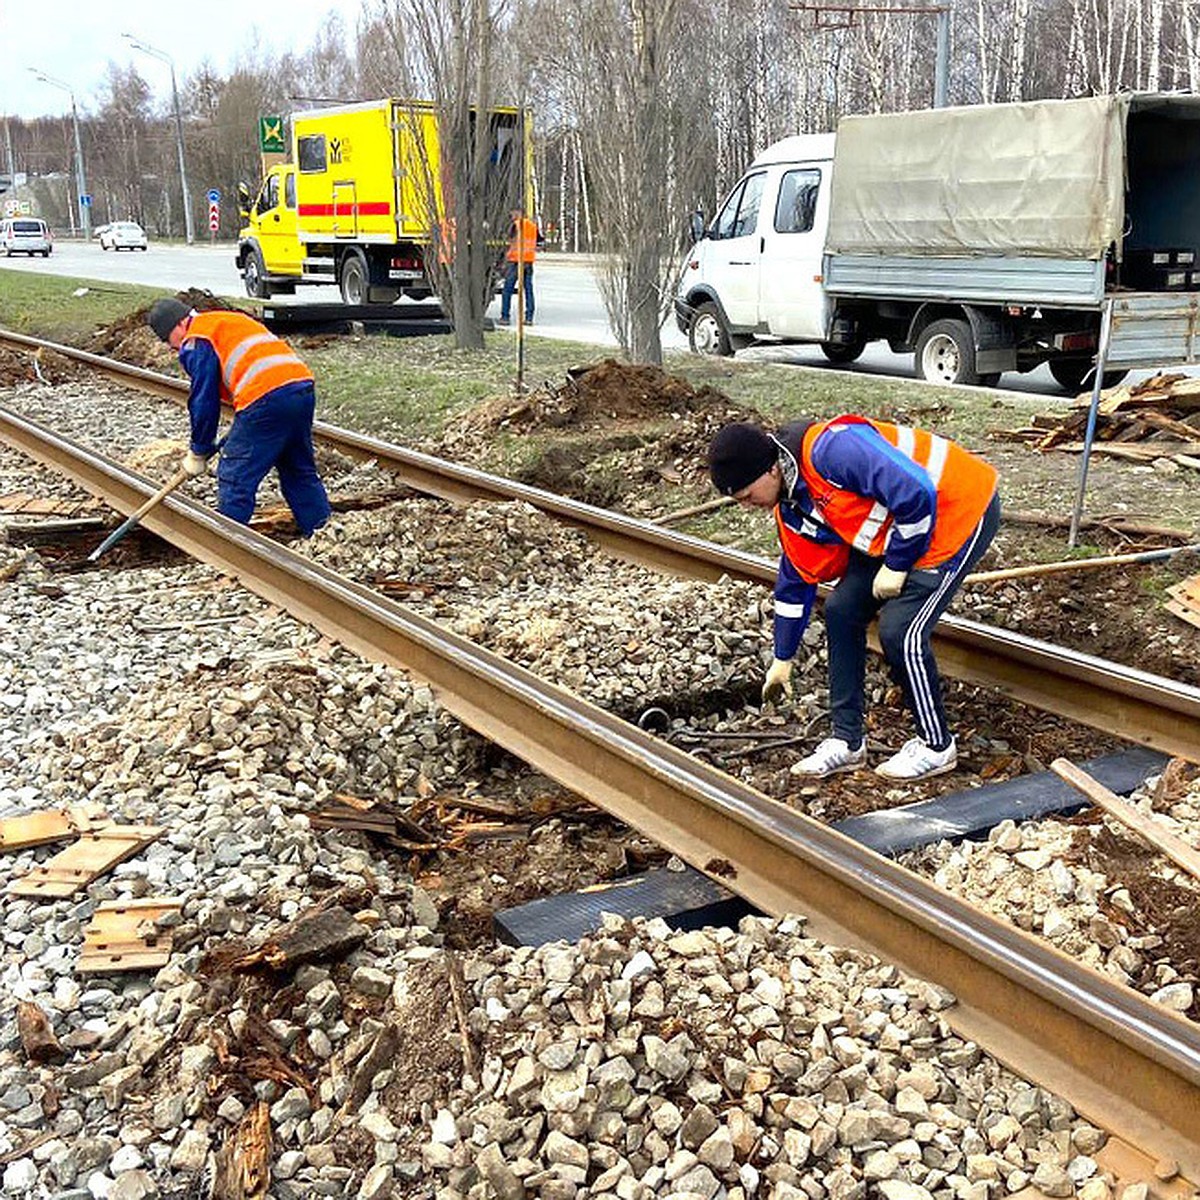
[0,263,1050,477]
[0,268,170,343]
[307,334,614,440]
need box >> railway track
[1,394,1199,1175]
[4,328,1200,763]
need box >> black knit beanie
[147,297,191,342]
[708,422,778,495]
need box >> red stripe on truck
[297,202,392,216]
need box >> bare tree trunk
[1146,0,1164,87]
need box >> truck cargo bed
[823,254,1105,308]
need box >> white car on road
[99,222,148,251]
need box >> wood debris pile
[310,789,603,857]
[1001,374,1200,467]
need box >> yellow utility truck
[236,98,528,303]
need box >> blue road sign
[80,194,92,207]
[207,188,221,204]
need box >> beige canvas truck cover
[826,95,1129,259]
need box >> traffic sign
[207,188,221,204]
[80,193,92,207]
[208,202,220,233]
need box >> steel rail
[2,403,1199,1171]
[4,328,1200,761]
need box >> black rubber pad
[831,745,1168,857]
[494,745,1167,945]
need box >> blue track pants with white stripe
[823,492,1001,751]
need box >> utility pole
[29,69,90,238]
[124,34,195,243]
[791,3,953,108]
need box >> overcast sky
[1,0,367,120]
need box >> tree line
[4,0,1197,360]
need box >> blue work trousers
[823,492,1001,751]
[217,382,331,536]
[501,261,535,322]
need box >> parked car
[100,221,148,251]
[0,218,52,257]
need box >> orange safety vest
[774,508,850,584]
[798,415,997,568]
[506,217,539,264]
[184,311,313,412]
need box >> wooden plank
[0,803,109,851]
[1052,759,1200,886]
[1165,597,1200,631]
[7,825,164,897]
[78,898,183,973]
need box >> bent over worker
[708,416,1000,781]
[147,298,331,536]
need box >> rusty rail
[1,402,1199,1171]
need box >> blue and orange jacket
[179,310,313,456]
[770,416,997,660]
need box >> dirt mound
[448,358,735,440]
[86,289,253,371]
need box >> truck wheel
[339,251,370,305]
[242,248,271,299]
[1049,359,1129,393]
[821,340,866,364]
[916,318,980,386]
[689,302,734,356]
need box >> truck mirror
[689,209,706,243]
[237,182,251,220]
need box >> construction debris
[1001,372,1200,458]
[0,802,109,851]
[1166,573,1200,629]
[211,1100,272,1200]
[226,904,368,973]
[16,999,65,1063]
[78,898,184,973]
[7,823,164,897]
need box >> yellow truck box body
[239,97,531,298]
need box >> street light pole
[123,34,195,244]
[29,69,90,239]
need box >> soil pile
[86,288,252,370]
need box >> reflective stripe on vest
[798,415,997,568]
[186,311,312,411]
[774,506,850,585]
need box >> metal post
[934,6,950,108]
[1067,298,1116,548]
[29,71,89,240]
[69,95,90,241]
[3,116,14,181]
[125,36,194,244]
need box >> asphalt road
[0,237,1178,399]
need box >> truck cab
[676,135,842,359]
[236,166,302,298]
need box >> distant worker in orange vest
[708,416,1000,781]
[498,209,542,326]
[146,298,331,536]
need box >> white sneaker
[875,737,957,780]
[791,737,867,778]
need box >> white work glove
[181,450,211,478]
[761,658,794,706]
[872,564,908,601]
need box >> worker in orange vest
[498,209,542,326]
[147,297,331,535]
[709,416,1000,781]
